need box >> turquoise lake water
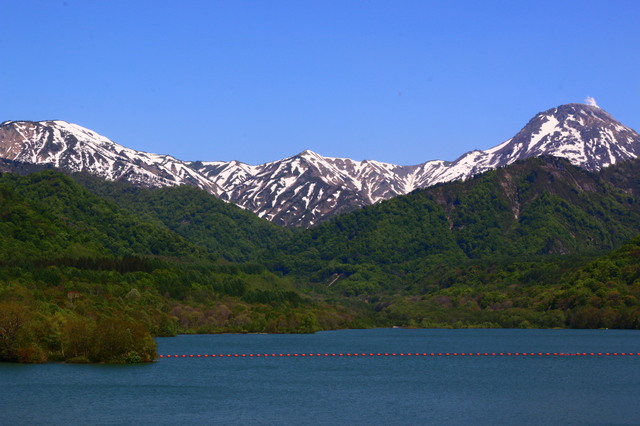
[2,328,639,425]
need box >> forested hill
[72,173,293,262]
[599,157,640,197]
[269,157,640,289]
[2,156,640,364]
[0,170,202,262]
[259,156,640,330]
[0,170,355,364]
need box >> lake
[1,328,639,425]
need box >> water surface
[2,329,639,425]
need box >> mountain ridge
[268,155,640,293]
[2,103,639,226]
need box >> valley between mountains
[1,103,640,363]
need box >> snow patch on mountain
[1,103,639,227]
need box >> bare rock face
[1,103,639,227]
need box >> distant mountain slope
[0,171,202,263]
[599,157,640,196]
[190,151,431,226]
[421,156,640,257]
[2,103,639,226]
[73,173,292,262]
[270,157,640,292]
[0,120,220,192]
[193,104,640,226]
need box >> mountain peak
[493,103,640,172]
[1,102,639,227]
[296,149,323,159]
[548,102,611,118]
[0,119,221,194]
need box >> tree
[0,301,33,361]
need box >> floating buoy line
[158,352,640,359]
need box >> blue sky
[2,0,639,165]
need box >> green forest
[1,156,640,363]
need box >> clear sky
[2,0,639,165]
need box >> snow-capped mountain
[490,103,640,171]
[191,151,427,225]
[1,103,639,227]
[193,103,640,226]
[406,103,640,188]
[0,120,220,194]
